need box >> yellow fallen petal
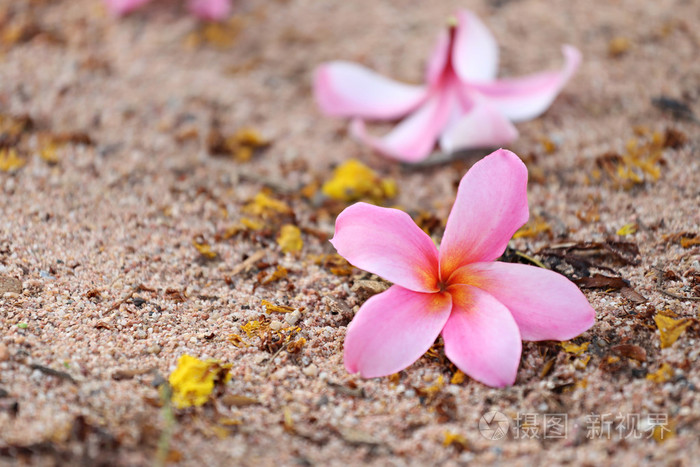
[616,223,637,236]
[277,224,303,254]
[169,355,231,409]
[654,314,692,349]
[646,363,674,383]
[243,192,291,217]
[0,148,26,172]
[322,159,396,202]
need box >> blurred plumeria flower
[314,10,581,163]
[331,150,594,387]
[105,0,232,20]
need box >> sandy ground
[1,0,699,465]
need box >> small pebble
[302,363,318,377]
[285,310,301,325]
[0,276,22,295]
[270,320,284,331]
[0,343,9,362]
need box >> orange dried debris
[608,37,631,57]
[537,136,557,154]
[450,370,466,385]
[240,319,268,338]
[192,237,219,260]
[654,314,692,349]
[309,253,354,276]
[513,216,551,239]
[560,341,589,356]
[595,130,685,189]
[442,430,468,449]
[262,300,295,314]
[227,334,245,348]
[646,363,674,383]
[260,265,288,284]
[184,17,245,49]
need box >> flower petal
[425,30,450,86]
[452,10,499,83]
[450,262,595,341]
[331,202,440,292]
[104,0,153,15]
[344,286,452,378]
[439,149,528,279]
[442,285,521,387]
[314,62,427,120]
[438,97,519,154]
[350,90,454,162]
[188,0,231,20]
[472,46,581,122]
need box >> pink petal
[350,89,454,162]
[344,286,452,378]
[188,0,231,20]
[472,46,582,122]
[450,262,595,341]
[442,285,521,387]
[314,62,427,120]
[425,30,450,86]
[439,149,528,279]
[438,97,519,154]
[104,0,152,15]
[331,203,440,292]
[452,10,499,83]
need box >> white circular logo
[479,411,510,440]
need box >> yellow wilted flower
[277,224,303,254]
[168,354,231,409]
[322,159,397,202]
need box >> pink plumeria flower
[331,149,594,387]
[104,0,231,20]
[314,10,581,163]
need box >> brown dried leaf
[610,344,647,362]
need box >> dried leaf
[611,344,647,362]
[654,314,692,349]
[221,394,259,407]
[276,224,303,254]
[575,274,628,289]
